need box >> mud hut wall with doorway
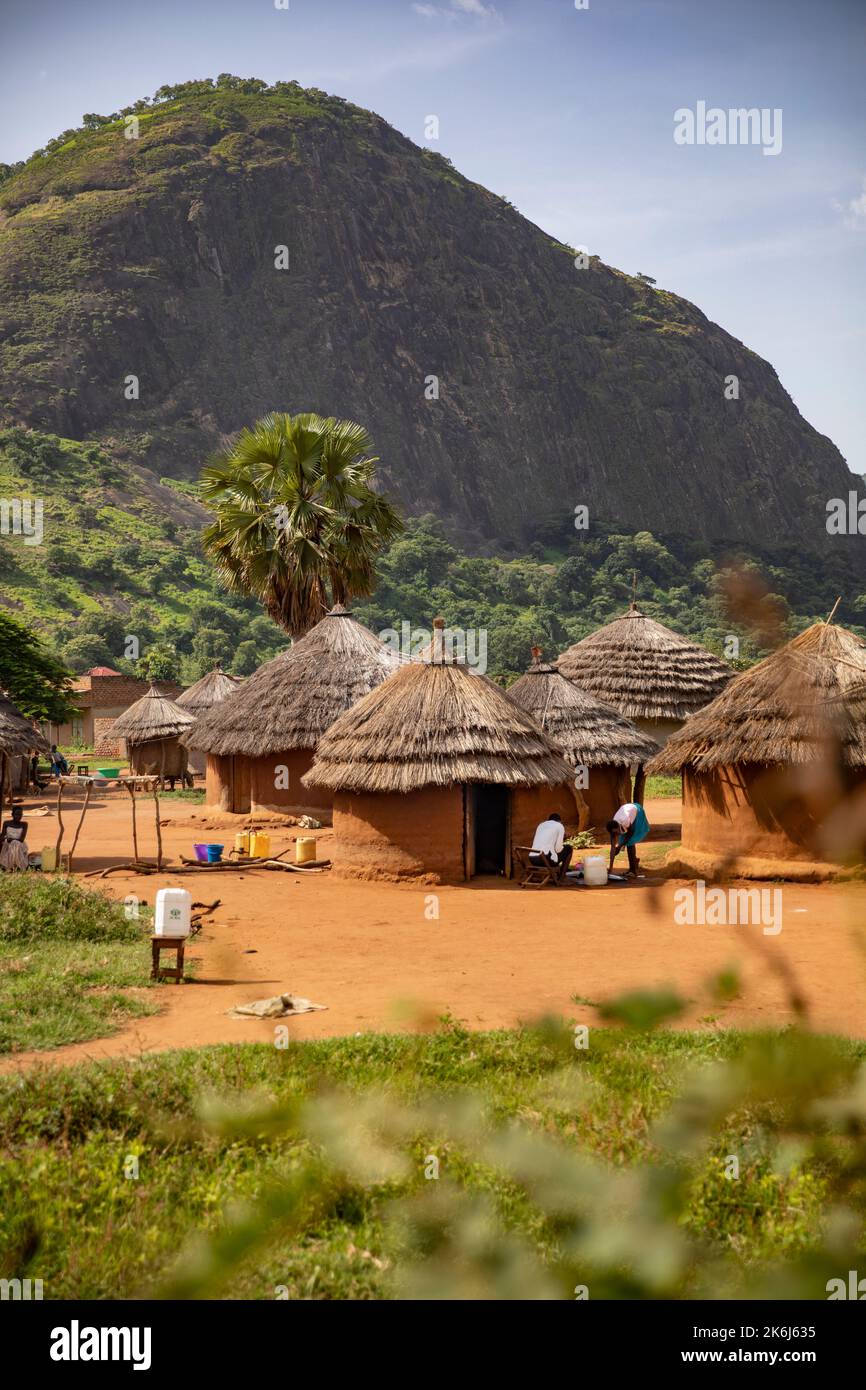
[100,686,195,782]
[506,649,658,831]
[557,604,731,747]
[176,667,242,777]
[303,626,577,882]
[184,606,401,819]
[647,621,866,879]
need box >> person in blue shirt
[606,802,650,877]
[49,744,69,778]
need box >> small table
[150,935,187,983]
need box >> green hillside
[2,427,864,685]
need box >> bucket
[193,843,209,862]
[582,855,608,887]
[206,843,224,864]
[41,845,57,872]
[234,831,250,856]
[250,831,270,859]
[296,837,317,865]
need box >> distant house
[41,667,183,753]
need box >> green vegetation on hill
[0,428,286,681]
[2,427,865,685]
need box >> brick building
[41,667,183,754]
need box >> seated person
[0,803,30,871]
[607,801,650,877]
[529,812,573,880]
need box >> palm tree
[200,412,403,636]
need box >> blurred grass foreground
[2,1006,866,1300]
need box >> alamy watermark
[380,621,488,673]
[0,496,43,545]
[674,102,782,157]
[674,880,782,936]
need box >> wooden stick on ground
[66,780,93,875]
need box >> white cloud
[841,176,866,229]
[411,0,500,20]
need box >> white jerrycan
[154,887,192,938]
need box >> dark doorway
[472,784,510,875]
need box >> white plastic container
[154,887,192,938]
[582,856,608,887]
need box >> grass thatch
[557,603,731,722]
[506,650,659,767]
[103,685,195,747]
[184,605,400,758]
[176,666,242,716]
[0,692,50,757]
[648,621,866,772]
[304,624,574,794]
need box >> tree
[137,642,181,682]
[231,641,260,676]
[59,633,115,674]
[200,412,403,636]
[0,612,76,722]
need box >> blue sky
[1,0,864,474]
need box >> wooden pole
[127,782,139,864]
[54,781,64,868]
[153,784,163,872]
[66,781,92,875]
[0,752,7,816]
[825,596,842,625]
[633,762,647,807]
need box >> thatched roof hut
[304,620,578,881]
[0,691,49,802]
[176,666,242,776]
[647,621,866,879]
[0,692,49,758]
[103,685,194,781]
[557,603,731,745]
[183,605,401,817]
[506,648,659,829]
[176,666,242,716]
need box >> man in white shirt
[529,813,573,881]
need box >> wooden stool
[151,935,187,983]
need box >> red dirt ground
[2,789,865,1072]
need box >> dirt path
[3,790,865,1072]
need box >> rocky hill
[0,76,858,553]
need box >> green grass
[0,875,161,1053]
[645,774,682,798]
[1,1025,862,1299]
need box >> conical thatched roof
[506,649,659,767]
[648,622,866,773]
[176,666,242,715]
[105,685,195,746]
[184,605,401,758]
[557,603,731,722]
[304,621,574,794]
[0,692,50,757]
